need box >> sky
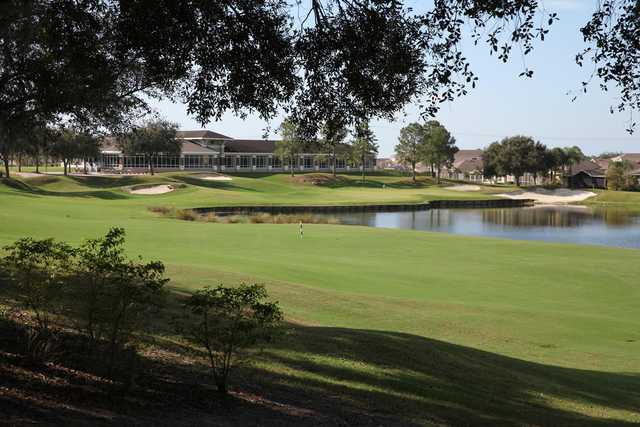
[151,0,640,157]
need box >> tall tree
[396,123,425,182]
[275,118,306,177]
[351,121,379,183]
[118,120,179,175]
[527,141,549,185]
[320,119,348,176]
[420,121,458,184]
[498,136,538,186]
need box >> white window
[303,157,313,168]
[255,156,267,168]
[184,155,205,168]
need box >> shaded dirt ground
[1,323,639,426]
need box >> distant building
[98,130,376,173]
[441,149,485,182]
[565,160,607,189]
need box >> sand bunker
[200,175,233,181]
[447,184,481,192]
[498,188,596,204]
[14,172,43,178]
[129,184,174,195]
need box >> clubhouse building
[99,130,376,173]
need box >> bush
[148,205,174,216]
[179,284,283,394]
[70,227,167,381]
[0,228,168,380]
[1,237,75,363]
[176,209,197,221]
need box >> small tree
[276,118,306,177]
[320,119,348,176]
[396,123,424,182]
[181,284,283,394]
[76,132,101,174]
[118,120,180,175]
[606,160,634,191]
[351,121,379,183]
[48,126,84,176]
[70,228,167,377]
[421,121,458,184]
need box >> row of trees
[483,137,585,186]
[276,118,379,182]
[1,125,103,176]
[1,119,187,177]
[394,121,458,183]
[0,229,282,394]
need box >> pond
[328,206,640,249]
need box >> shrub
[204,213,219,223]
[70,227,168,381]
[176,209,197,221]
[179,284,283,394]
[1,238,75,363]
[148,205,174,216]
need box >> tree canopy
[118,120,180,175]
[275,118,306,176]
[1,0,639,179]
[420,121,458,183]
[351,121,379,183]
[396,123,425,182]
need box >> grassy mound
[290,173,352,186]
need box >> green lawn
[0,173,639,425]
[585,189,640,212]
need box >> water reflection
[332,206,640,249]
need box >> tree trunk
[361,152,365,183]
[412,161,416,182]
[149,155,154,175]
[83,157,88,174]
[332,146,336,177]
[2,156,9,178]
[35,151,40,173]
[63,159,68,176]
[290,156,294,177]
[17,153,22,172]
[515,175,521,187]
[436,165,440,184]
[214,375,228,394]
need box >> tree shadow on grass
[171,175,258,192]
[1,177,129,200]
[240,325,640,426]
[2,309,638,426]
[68,175,148,189]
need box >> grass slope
[0,174,639,425]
